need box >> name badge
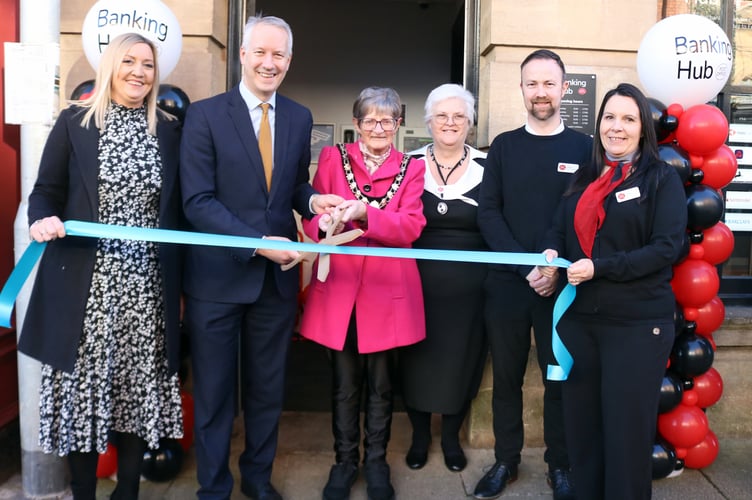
[616,186,640,202]
[557,162,579,174]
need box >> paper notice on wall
[3,42,59,125]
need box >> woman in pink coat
[300,87,426,500]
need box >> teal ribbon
[0,220,575,380]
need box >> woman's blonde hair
[74,32,168,135]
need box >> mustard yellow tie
[258,103,272,190]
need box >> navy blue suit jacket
[180,86,316,303]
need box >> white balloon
[81,0,183,79]
[637,14,732,108]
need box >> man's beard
[530,101,555,121]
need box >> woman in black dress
[19,33,183,499]
[400,84,488,473]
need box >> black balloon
[689,232,704,244]
[670,332,715,379]
[658,144,691,184]
[684,320,697,335]
[685,184,724,233]
[660,114,679,133]
[658,371,684,414]
[142,438,184,482]
[157,84,190,123]
[652,440,678,479]
[71,79,95,100]
[648,98,672,142]
[689,169,705,184]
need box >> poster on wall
[725,120,752,231]
[311,124,335,163]
[560,73,596,136]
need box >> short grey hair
[352,87,402,120]
[423,83,476,125]
[242,14,293,56]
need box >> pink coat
[300,142,427,353]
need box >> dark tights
[67,432,146,500]
[406,401,470,453]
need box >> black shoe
[547,468,576,500]
[363,461,395,500]
[323,462,359,500]
[473,462,518,499]
[405,445,428,470]
[442,448,467,472]
[240,481,282,500]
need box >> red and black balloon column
[650,101,733,477]
[636,13,736,478]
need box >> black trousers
[329,312,394,464]
[560,313,673,500]
[67,432,146,500]
[485,273,568,468]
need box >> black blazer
[179,86,316,303]
[18,105,183,374]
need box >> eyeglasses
[359,118,398,131]
[433,113,468,125]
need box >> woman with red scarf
[541,83,687,500]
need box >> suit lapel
[271,99,292,200]
[228,88,269,194]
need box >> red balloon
[179,392,195,452]
[671,259,720,308]
[682,389,698,406]
[689,154,704,168]
[694,296,725,336]
[706,333,717,351]
[97,443,118,478]
[700,222,735,265]
[688,244,704,260]
[684,429,719,469]
[657,404,709,449]
[700,145,738,189]
[675,105,729,155]
[693,367,724,408]
[667,103,684,119]
[683,307,699,321]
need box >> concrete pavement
[0,411,749,499]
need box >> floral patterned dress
[38,103,183,455]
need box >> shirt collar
[525,119,565,136]
[239,79,277,111]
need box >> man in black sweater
[474,49,592,500]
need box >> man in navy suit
[180,14,343,500]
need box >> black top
[478,126,592,278]
[544,160,688,321]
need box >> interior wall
[255,0,461,135]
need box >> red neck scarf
[573,158,632,257]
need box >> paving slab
[0,412,749,499]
